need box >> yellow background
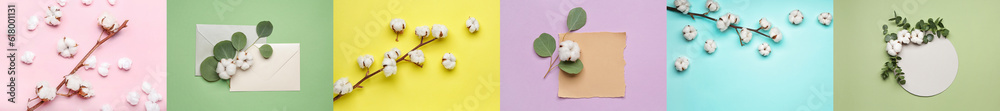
[333,0,500,110]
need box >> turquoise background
[667,0,833,111]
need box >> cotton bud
[334,77,353,95]
[675,56,689,71]
[789,10,804,24]
[415,26,430,38]
[724,13,740,24]
[818,12,832,25]
[897,30,911,44]
[758,43,771,56]
[682,25,697,41]
[382,58,397,77]
[408,50,425,64]
[35,81,56,101]
[79,82,94,98]
[390,18,405,33]
[432,24,448,38]
[57,37,78,57]
[44,6,61,26]
[142,81,154,94]
[886,40,903,56]
[466,17,479,33]
[674,0,690,14]
[769,27,782,43]
[119,58,132,70]
[910,29,924,44]
[126,91,139,105]
[385,48,401,60]
[442,53,457,70]
[357,54,374,69]
[706,0,719,12]
[739,28,752,44]
[759,18,771,30]
[20,51,34,64]
[99,12,117,32]
[705,39,717,54]
[558,40,581,61]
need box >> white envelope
[230,44,301,91]
[194,24,266,76]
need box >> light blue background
[667,0,833,111]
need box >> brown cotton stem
[29,20,129,111]
[543,53,558,79]
[334,38,439,101]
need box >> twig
[28,20,129,111]
[334,38,439,101]
[666,6,771,45]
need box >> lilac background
[500,0,667,110]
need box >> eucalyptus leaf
[200,56,221,82]
[882,25,888,35]
[533,33,557,57]
[925,33,934,43]
[214,41,237,60]
[558,60,584,74]
[232,32,247,51]
[260,44,274,59]
[885,33,896,42]
[567,7,587,31]
[939,29,949,37]
[257,21,273,38]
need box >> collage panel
[332,0,500,110]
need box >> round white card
[897,38,958,97]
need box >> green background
[166,0,333,110]
[834,0,1000,110]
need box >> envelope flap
[230,43,301,91]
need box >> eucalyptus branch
[666,6,770,46]
[333,38,439,101]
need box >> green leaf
[882,25,888,35]
[900,80,906,85]
[558,60,584,74]
[885,33,897,42]
[939,29,949,37]
[231,32,247,51]
[214,41,237,60]
[200,56,221,82]
[925,33,934,43]
[257,21,273,38]
[566,7,587,31]
[260,44,273,59]
[533,33,557,57]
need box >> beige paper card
[558,32,627,98]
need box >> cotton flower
[82,0,93,5]
[147,92,161,102]
[57,37,78,57]
[79,82,94,98]
[466,17,479,33]
[432,24,448,38]
[144,102,159,111]
[886,40,903,56]
[739,28,752,43]
[21,51,34,64]
[758,43,771,56]
[910,29,924,44]
[142,81,154,94]
[415,26,430,38]
[334,77,353,95]
[84,57,98,69]
[769,27,782,43]
[705,39,717,54]
[119,58,132,70]
[357,54,374,69]
[724,13,740,24]
[58,0,67,6]
[706,0,719,12]
[235,51,252,70]
[408,50,425,64]
[101,104,112,111]
[789,10,803,24]
[384,47,401,60]
[66,74,84,91]
[382,58,397,77]
[126,91,139,105]
[108,0,116,5]
[675,56,689,71]
[897,30,911,44]
[674,0,690,14]
[44,6,62,26]
[390,18,405,33]
[818,12,832,25]
[35,81,56,101]
[99,12,117,32]
[682,25,697,41]
[98,63,110,76]
[716,18,729,32]
[558,40,581,61]
[27,16,38,31]
[759,18,771,30]
[442,53,457,70]
[216,59,237,80]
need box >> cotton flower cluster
[216,59,237,80]
[558,40,581,61]
[35,81,56,101]
[466,17,479,33]
[716,13,740,31]
[674,0,690,14]
[706,0,719,12]
[758,43,771,56]
[789,10,804,24]
[235,51,253,70]
[432,24,449,38]
[334,77,353,95]
[682,25,697,41]
[44,6,62,26]
[704,39,716,54]
[20,51,35,64]
[383,48,401,77]
[126,92,139,105]
[57,37,78,58]
[818,12,832,25]
[896,29,927,45]
[675,56,689,71]
[442,53,457,70]
[408,50,425,64]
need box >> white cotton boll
[716,18,729,32]
[819,12,832,25]
[118,58,132,70]
[682,25,697,41]
[108,0,116,6]
[558,40,581,61]
[20,51,34,64]
[83,0,93,5]
[726,13,740,24]
[36,81,56,101]
[432,24,448,38]
[126,92,139,105]
[897,30,911,44]
[789,10,803,24]
[466,17,479,33]
[147,92,161,102]
[674,0,690,14]
[99,12,117,31]
[770,27,782,43]
[142,81,154,94]
[101,104,112,111]
[910,29,924,44]
[80,82,94,98]
[27,16,38,31]
[442,53,457,70]
[216,59,236,80]
[144,102,159,111]
[382,58,397,77]
[58,37,78,58]
[675,56,689,72]
[759,18,771,30]
[44,6,61,26]
[390,18,405,33]
[98,63,110,77]
[415,26,430,38]
[357,54,374,69]
[334,77,353,95]
[84,57,98,70]
[58,0,67,6]
[886,40,903,56]
[705,39,717,54]
[66,74,83,91]
[758,43,771,56]
[706,0,719,12]
[235,51,252,70]
[739,28,752,43]
[408,50,425,64]
[384,48,401,60]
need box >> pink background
[500,0,667,110]
[1,0,166,110]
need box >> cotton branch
[333,38,439,101]
[666,6,769,46]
